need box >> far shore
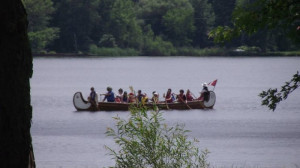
[33,51,300,57]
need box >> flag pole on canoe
[208,79,218,91]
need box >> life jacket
[115,97,121,103]
[141,96,149,105]
[186,93,194,101]
[177,94,186,102]
[128,93,136,103]
[166,93,173,103]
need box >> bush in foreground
[105,107,210,168]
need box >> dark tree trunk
[0,0,34,167]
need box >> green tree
[162,1,195,46]
[96,0,116,46]
[208,0,236,27]
[142,25,176,56]
[28,27,59,53]
[137,0,197,47]
[110,0,143,49]
[106,107,210,167]
[136,0,170,37]
[209,0,300,44]
[0,0,34,167]
[51,0,100,52]
[23,0,59,53]
[98,34,117,48]
[190,0,215,47]
[232,0,297,52]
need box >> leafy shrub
[176,47,227,56]
[142,36,177,56]
[28,27,60,53]
[89,45,140,56]
[105,107,210,168]
[99,34,117,48]
[48,51,56,54]
[236,45,262,53]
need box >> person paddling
[186,89,194,101]
[164,88,174,103]
[176,89,187,103]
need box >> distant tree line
[23,0,299,55]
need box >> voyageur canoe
[73,91,216,111]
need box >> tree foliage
[28,27,59,52]
[23,0,55,31]
[259,71,300,111]
[209,0,236,27]
[51,0,100,52]
[209,0,300,44]
[23,0,299,54]
[105,107,210,167]
[23,0,59,53]
[110,0,143,49]
[190,0,215,47]
[162,3,195,46]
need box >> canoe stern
[73,92,92,111]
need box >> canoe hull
[73,91,216,111]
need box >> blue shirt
[90,91,96,101]
[105,91,115,102]
[123,95,128,102]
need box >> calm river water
[31,56,300,168]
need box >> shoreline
[33,52,300,57]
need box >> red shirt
[165,93,173,103]
[177,94,186,102]
[186,93,194,101]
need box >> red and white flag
[208,79,217,87]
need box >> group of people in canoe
[88,84,210,106]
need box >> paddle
[163,93,169,110]
[176,94,192,109]
[190,91,198,100]
[129,86,134,94]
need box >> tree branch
[259,71,300,111]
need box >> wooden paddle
[190,92,198,99]
[176,94,192,109]
[163,93,169,110]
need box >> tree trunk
[0,0,34,167]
